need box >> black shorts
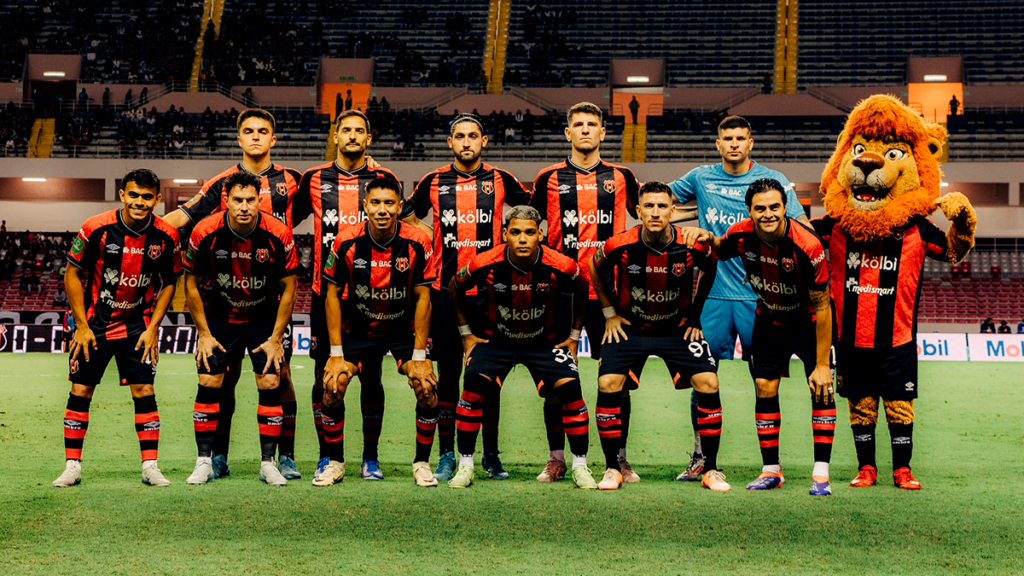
[344,331,417,374]
[69,336,156,386]
[310,291,329,363]
[598,324,718,389]
[465,341,579,397]
[427,288,488,366]
[835,340,918,401]
[198,317,278,376]
[748,316,834,381]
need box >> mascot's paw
[935,192,977,264]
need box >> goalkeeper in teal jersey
[669,115,808,481]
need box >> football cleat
[481,451,509,480]
[278,455,301,480]
[448,465,474,489]
[412,462,438,487]
[312,460,345,487]
[701,470,731,492]
[893,467,922,490]
[186,458,215,485]
[809,476,832,496]
[211,454,231,479]
[618,458,640,483]
[850,465,878,487]
[434,451,456,482]
[745,471,785,491]
[312,456,330,483]
[571,465,598,490]
[675,452,705,482]
[141,461,171,487]
[361,459,384,481]
[52,460,82,488]
[259,461,288,486]
[536,457,567,482]
[597,468,623,491]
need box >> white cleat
[259,461,288,486]
[311,460,346,487]
[186,457,215,485]
[141,461,171,486]
[52,460,82,488]
[413,461,439,487]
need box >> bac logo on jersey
[148,244,162,259]
[481,181,494,195]
[603,180,616,193]
[256,248,269,263]
[395,257,410,272]
[672,262,686,276]
[781,257,794,272]
[276,183,288,196]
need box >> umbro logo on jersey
[494,283,507,291]
[558,184,572,194]
[106,243,121,254]
[745,251,758,261]
[354,258,367,269]
[321,183,333,193]
[215,250,229,259]
[438,185,452,195]
[627,264,642,274]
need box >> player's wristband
[330,345,344,358]
[458,325,472,336]
[569,329,582,341]
[412,349,427,362]
[602,306,617,320]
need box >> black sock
[889,422,914,470]
[542,399,565,453]
[851,424,876,469]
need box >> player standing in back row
[531,102,640,483]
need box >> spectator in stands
[124,89,133,108]
[21,270,40,294]
[629,96,640,124]
[243,87,254,108]
[1,220,6,234]
[504,125,515,144]
[78,88,90,109]
[52,286,68,308]
[139,87,148,107]
[101,87,110,108]
[980,317,996,333]
[998,320,1011,334]
[949,95,960,116]
[345,89,353,111]
[1017,317,1024,334]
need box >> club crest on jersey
[395,257,410,272]
[672,262,686,276]
[481,181,494,195]
[70,359,79,374]
[256,248,270,263]
[148,244,162,259]
[276,183,288,196]
[536,283,550,294]
[781,257,794,272]
[603,180,616,193]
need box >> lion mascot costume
[812,94,975,489]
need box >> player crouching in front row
[183,171,299,486]
[589,182,728,492]
[449,206,597,489]
[316,178,441,487]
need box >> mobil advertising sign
[967,334,1024,362]
[916,333,968,361]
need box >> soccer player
[53,169,181,488]
[163,108,305,480]
[402,113,533,481]
[814,203,952,490]
[183,171,299,486]
[448,206,597,489]
[315,178,440,487]
[588,182,727,492]
[531,102,640,483]
[294,110,403,483]
[668,115,808,482]
[685,178,835,496]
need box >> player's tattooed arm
[808,287,834,404]
[185,273,225,372]
[323,282,357,395]
[65,265,96,362]
[449,275,488,361]
[588,256,630,344]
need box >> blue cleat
[810,476,832,496]
[745,471,785,490]
[278,455,302,480]
[313,457,330,484]
[361,459,384,480]
[211,454,231,479]
[481,451,509,480]
[434,451,456,482]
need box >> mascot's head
[821,94,946,241]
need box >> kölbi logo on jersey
[563,209,612,228]
[356,286,407,301]
[499,306,545,321]
[219,276,266,290]
[748,275,797,295]
[104,268,152,288]
[630,286,681,303]
[846,251,898,271]
[704,207,745,227]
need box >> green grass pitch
[1,353,1021,575]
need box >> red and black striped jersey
[717,218,829,326]
[180,163,303,228]
[453,245,587,345]
[813,215,948,348]
[294,161,401,295]
[67,210,181,340]
[531,158,639,299]
[323,221,436,338]
[593,226,716,332]
[403,162,532,293]
[184,212,299,324]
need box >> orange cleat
[850,465,877,487]
[893,467,921,490]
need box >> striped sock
[279,400,297,458]
[695,391,723,471]
[193,385,219,458]
[555,380,589,459]
[322,402,345,463]
[133,395,160,462]
[811,399,837,464]
[256,389,283,462]
[595,391,622,470]
[63,393,91,461]
[754,395,781,467]
[414,404,439,463]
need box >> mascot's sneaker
[53,460,82,487]
[746,471,785,491]
[675,452,705,482]
[701,470,731,492]
[850,465,878,487]
[537,457,567,482]
[893,467,922,490]
[809,476,832,496]
[618,458,640,483]
[598,468,623,491]
[412,462,438,487]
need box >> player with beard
[401,114,533,481]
